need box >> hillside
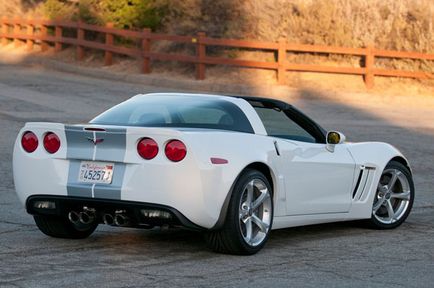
[0,0,433,93]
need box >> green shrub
[41,0,167,30]
[43,0,76,20]
[99,0,167,30]
[78,0,101,25]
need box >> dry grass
[163,0,433,52]
[163,0,433,73]
[0,0,433,90]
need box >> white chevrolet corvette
[13,93,414,254]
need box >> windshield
[90,95,254,133]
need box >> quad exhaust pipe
[68,208,130,227]
[103,213,114,225]
[103,211,130,227]
[68,211,80,225]
[114,213,129,227]
[79,210,95,225]
[68,208,96,225]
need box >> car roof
[132,93,326,142]
[136,93,292,110]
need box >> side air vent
[352,165,376,201]
[352,170,363,199]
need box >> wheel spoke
[251,190,269,210]
[246,181,254,205]
[252,214,269,233]
[387,170,400,192]
[386,200,395,222]
[391,191,411,201]
[373,198,384,212]
[244,218,252,243]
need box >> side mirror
[326,131,346,152]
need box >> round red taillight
[137,138,159,160]
[165,140,187,162]
[21,131,38,153]
[43,132,60,154]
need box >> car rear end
[13,122,228,229]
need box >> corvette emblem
[87,137,104,145]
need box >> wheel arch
[389,156,412,175]
[211,161,276,230]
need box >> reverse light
[165,140,187,162]
[33,201,56,209]
[21,131,38,153]
[43,132,61,154]
[137,138,159,160]
[141,209,172,219]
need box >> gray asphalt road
[1,64,433,288]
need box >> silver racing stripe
[94,163,126,200]
[65,125,127,200]
[94,129,126,162]
[65,125,94,160]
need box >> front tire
[205,169,273,255]
[34,215,98,239]
[366,160,414,229]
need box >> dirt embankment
[0,0,433,95]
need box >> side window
[254,107,316,143]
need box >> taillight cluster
[137,138,187,162]
[21,131,60,154]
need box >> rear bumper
[26,195,205,230]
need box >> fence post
[77,21,85,60]
[104,22,114,66]
[195,32,206,80]
[141,27,151,73]
[13,17,21,48]
[277,38,287,85]
[1,17,8,46]
[364,45,375,89]
[54,22,62,52]
[26,19,34,51]
[40,23,48,52]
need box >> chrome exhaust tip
[103,214,114,225]
[79,211,95,225]
[68,211,80,225]
[114,214,129,227]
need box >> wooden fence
[1,17,433,88]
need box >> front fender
[346,142,411,219]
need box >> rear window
[91,95,254,133]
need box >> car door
[276,139,355,215]
[251,101,356,215]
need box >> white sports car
[13,93,414,254]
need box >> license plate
[78,161,114,184]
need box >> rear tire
[34,215,98,239]
[365,160,414,229]
[205,169,273,255]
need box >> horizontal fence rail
[1,17,433,88]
